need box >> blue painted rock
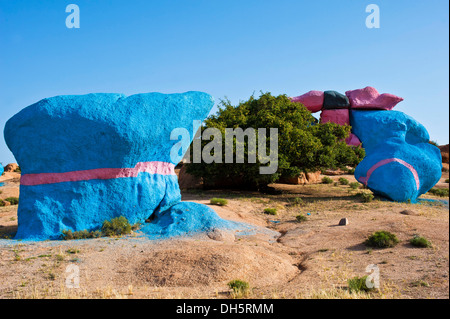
[351,110,442,202]
[4,92,216,240]
[0,165,3,177]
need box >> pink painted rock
[346,133,362,146]
[320,109,349,126]
[345,86,403,110]
[290,90,324,113]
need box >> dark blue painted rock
[323,90,350,109]
[4,92,220,240]
[351,110,442,202]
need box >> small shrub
[357,192,374,203]
[347,168,355,175]
[61,229,102,240]
[263,208,277,215]
[338,178,349,185]
[445,179,449,183]
[15,166,21,173]
[349,182,360,190]
[0,199,5,207]
[227,279,250,295]
[101,216,132,237]
[210,198,228,206]
[348,276,374,293]
[295,214,307,222]
[290,197,303,206]
[410,235,432,248]
[322,176,333,184]
[61,216,134,240]
[429,140,439,147]
[411,280,430,287]
[4,197,19,205]
[66,248,80,254]
[365,231,399,248]
[428,188,449,197]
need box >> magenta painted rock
[290,90,324,113]
[346,133,362,146]
[320,109,349,126]
[345,86,403,110]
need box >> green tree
[185,92,364,191]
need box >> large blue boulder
[4,92,226,240]
[350,110,442,202]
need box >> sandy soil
[0,172,448,299]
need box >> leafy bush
[338,177,349,185]
[357,192,374,203]
[445,179,449,183]
[210,198,228,206]
[322,176,333,184]
[410,235,432,248]
[62,216,134,240]
[290,197,304,206]
[102,216,132,237]
[61,229,102,240]
[296,214,307,222]
[347,168,355,175]
[428,188,449,197]
[348,276,374,293]
[4,197,19,205]
[365,231,399,248]
[349,182,360,190]
[227,279,250,295]
[263,208,277,215]
[185,92,365,191]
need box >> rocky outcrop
[292,86,442,202]
[351,110,442,202]
[177,165,203,189]
[3,163,19,173]
[4,92,249,240]
[279,171,321,185]
[438,144,449,163]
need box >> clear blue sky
[0,0,448,165]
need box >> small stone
[338,218,349,226]
[207,228,236,242]
[400,210,419,216]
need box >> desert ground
[0,170,448,299]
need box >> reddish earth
[0,171,448,299]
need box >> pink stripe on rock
[20,161,176,186]
[358,158,420,190]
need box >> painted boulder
[0,165,3,177]
[4,92,235,240]
[323,90,350,110]
[290,90,324,113]
[345,86,404,110]
[351,110,442,202]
